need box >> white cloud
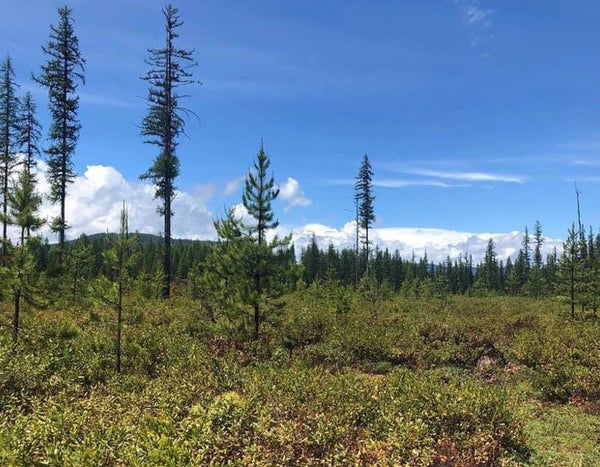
[566,176,600,183]
[278,177,311,212]
[375,179,456,188]
[401,169,525,183]
[326,178,457,188]
[223,175,245,196]
[9,162,216,241]
[447,0,494,47]
[464,5,492,26]
[286,222,563,264]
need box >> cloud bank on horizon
[10,162,563,264]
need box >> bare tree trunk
[163,189,171,299]
[355,197,359,289]
[12,287,20,349]
[571,265,575,319]
[116,279,122,373]
[2,163,7,263]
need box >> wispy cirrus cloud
[447,0,494,46]
[374,179,456,188]
[325,178,458,188]
[566,176,600,184]
[399,169,525,184]
[571,159,600,167]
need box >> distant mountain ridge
[64,232,215,246]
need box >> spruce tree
[33,6,85,266]
[141,4,198,299]
[0,56,21,262]
[355,154,375,275]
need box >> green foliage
[33,6,85,259]
[205,144,296,340]
[6,168,45,245]
[355,154,375,271]
[3,291,600,463]
[140,4,198,299]
[0,55,21,260]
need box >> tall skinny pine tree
[355,154,375,275]
[0,56,21,263]
[141,4,198,299]
[34,6,85,266]
[18,92,42,184]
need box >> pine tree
[558,224,579,318]
[33,6,85,266]
[17,92,42,187]
[526,220,547,298]
[301,234,320,285]
[0,56,21,262]
[355,154,375,275]
[65,235,93,301]
[533,220,543,268]
[94,203,139,373]
[0,242,45,349]
[141,4,198,299]
[241,142,291,339]
[7,169,45,246]
[475,238,499,294]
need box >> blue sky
[1,0,600,260]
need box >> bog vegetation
[1,3,600,466]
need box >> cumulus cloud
[9,162,216,242]
[287,222,563,264]
[278,177,311,212]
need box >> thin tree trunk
[354,197,359,289]
[571,265,575,319]
[58,56,68,267]
[365,226,370,276]
[253,302,260,341]
[2,163,7,262]
[163,189,171,299]
[12,287,20,349]
[116,279,122,373]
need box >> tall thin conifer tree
[141,4,198,299]
[34,6,85,266]
[0,56,21,262]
